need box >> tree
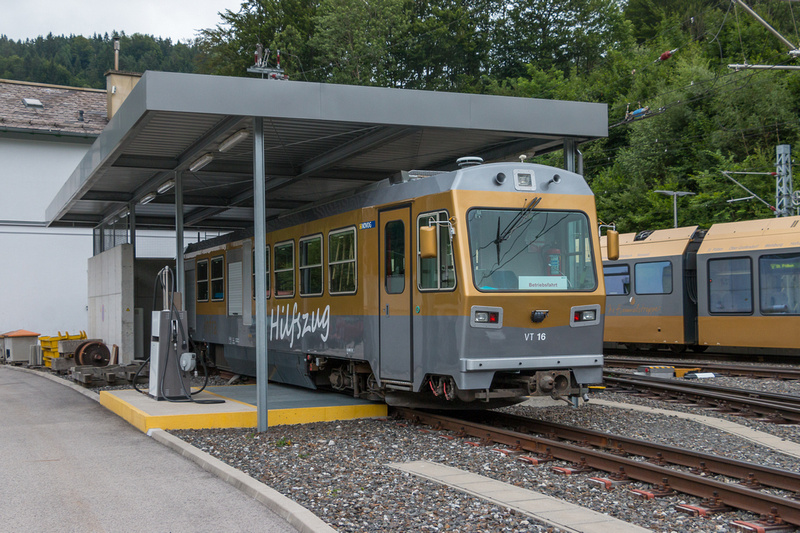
[309,0,408,85]
[197,0,318,80]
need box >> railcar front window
[759,253,800,315]
[603,265,630,295]
[467,208,596,291]
[708,257,752,313]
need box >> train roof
[185,161,592,255]
[697,215,800,254]
[601,226,701,261]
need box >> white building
[0,79,107,336]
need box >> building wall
[0,137,90,221]
[0,136,92,336]
[87,244,134,364]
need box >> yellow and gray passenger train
[601,217,800,354]
[184,160,607,407]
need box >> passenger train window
[708,257,752,313]
[759,253,800,315]
[467,208,596,292]
[274,241,295,298]
[385,220,405,294]
[299,235,323,296]
[417,211,456,291]
[196,259,209,301]
[252,246,270,299]
[210,256,225,301]
[634,261,672,294]
[603,265,630,295]
[329,227,357,294]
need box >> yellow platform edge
[99,391,387,433]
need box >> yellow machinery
[39,331,87,368]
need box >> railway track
[603,372,800,424]
[605,356,800,380]
[392,407,800,529]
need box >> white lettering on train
[269,303,330,347]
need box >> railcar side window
[299,235,323,296]
[329,228,357,294]
[210,256,225,301]
[196,259,209,301]
[634,261,672,295]
[603,265,630,295]
[274,241,295,298]
[252,246,270,299]
[417,211,456,291]
[708,257,752,313]
[759,253,800,315]
[385,220,405,294]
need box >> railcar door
[379,207,412,383]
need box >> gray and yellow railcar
[602,216,800,354]
[601,227,704,351]
[185,161,607,407]
[696,217,800,351]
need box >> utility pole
[655,190,695,228]
[776,144,797,217]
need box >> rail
[392,407,800,526]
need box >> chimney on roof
[105,36,142,119]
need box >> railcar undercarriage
[310,356,587,409]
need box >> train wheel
[689,345,708,353]
[75,341,111,367]
[669,345,687,354]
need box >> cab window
[418,211,456,291]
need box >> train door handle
[385,304,390,316]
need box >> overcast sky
[0,0,244,43]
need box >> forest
[1,0,798,232]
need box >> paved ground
[0,366,298,533]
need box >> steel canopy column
[128,201,136,259]
[563,139,577,172]
[253,117,269,431]
[175,170,185,306]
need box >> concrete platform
[390,460,651,533]
[100,383,387,433]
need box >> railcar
[601,216,800,353]
[185,160,608,407]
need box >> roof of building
[0,79,107,137]
[46,71,608,230]
[0,329,41,338]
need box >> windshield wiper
[493,197,541,263]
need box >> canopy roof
[47,71,607,230]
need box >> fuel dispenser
[136,267,223,405]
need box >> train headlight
[569,305,600,328]
[474,311,499,323]
[471,306,503,328]
[573,310,596,322]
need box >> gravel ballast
[169,372,800,533]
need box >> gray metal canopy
[46,71,607,230]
